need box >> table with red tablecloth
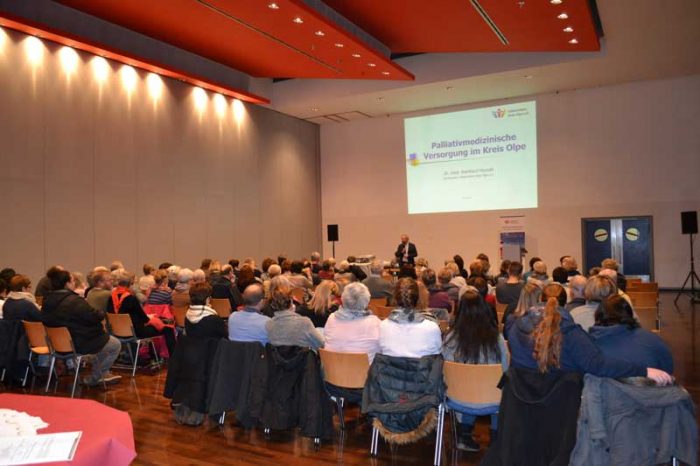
[0,394,136,465]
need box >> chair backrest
[628,291,658,308]
[172,305,188,328]
[290,287,306,303]
[626,282,658,293]
[107,313,135,338]
[626,278,643,285]
[438,320,450,333]
[45,326,75,354]
[210,298,232,318]
[319,349,370,389]
[443,361,503,405]
[368,297,387,311]
[635,306,658,332]
[22,321,47,349]
[495,300,508,323]
[373,306,395,320]
[35,295,44,308]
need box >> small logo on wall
[492,108,507,118]
[625,227,640,241]
[407,153,419,166]
[594,228,609,242]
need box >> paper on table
[0,431,82,465]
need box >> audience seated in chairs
[3,275,42,322]
[442,288,509,451]
[41,268,121,386]
[484,282,673,466]
[86,269,113,312]
[228,284,270,345]
[265,276,324,350]
[437,267,460,303]
[297,280,339,328]
[107,269,177,356]
[185,282,227,339]
[235,264,257,294]
[210,264,243,313]
[565,275,587,312]
[495,261,524,325]
[503,280,542,337]
[362,260,393,300]
[171,268,193,309]
[590,294,673,373]
[146,270,173,306]
[422,269,452,313]
[570,274,617,332]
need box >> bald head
[243,283,264,307]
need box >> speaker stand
[675,233,700,304]
[331,241,336,259]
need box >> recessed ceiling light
[523,75,533,79]
[268,2,279,9]
[568,38,579,44]
[351,53,361,58]
[563,26,574,32]
[311,107,319,112]
[292,17,303,24]
[446,86,454,91]
[550,0,562,4]
[315,30,325,36]
[368,63,376,67]
[557,12,568,19]
[377,97,384,102]
[381,71,390,75]
[334,43,344,48]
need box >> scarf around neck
[334,306,370,321]
[387,307,426,324]
[8,291,40,309]
[186,305,218,324]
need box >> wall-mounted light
[59,46,79,75]
[232,98,245,122]
[120,65,138,93]
[214,93,227,117]
[92,56,110,83]
[24,36,44,66]
[146,72,163,100]
[193,87,207,112]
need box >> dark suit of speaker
[394,242,418,265]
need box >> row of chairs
[22,314,161,397]
[318,349,502,465]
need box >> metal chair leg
[370,424,379,456]
[450,409,458,450]
[433,404,445,466]
[336,397,346,430]
[45,356,56,392]
[219,412,226,425]
[132,340,142,377]
[70,356,82,398]
[149,339,161,366]
[1,368,5,382]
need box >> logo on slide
[407,153,419,166]
[492,108,507,118]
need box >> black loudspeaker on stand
[675,211,700,304]
[327,224,339,258]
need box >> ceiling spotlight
[315,30,325,36]
[522,75,533,79]
[563,26,574,32]
[377,97,384,102]
[292,17,303,24]
[268,2,279,9]
[550,0,562,4]
[557,12,568,19]
[311,107,319,112]
[381,71,390,75]
[368,63,376,67]
[446,86,454,91]
[351,53,361,58]
[334,43,344,48]
[568,38,579,44]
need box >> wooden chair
[628,291,659,308]
[35,295,43,308]
[439,362,503,453]
[626,278,643,286]
[319,349,370,429]
[21,321,51,387]
[107,313,161,377]
[290,287,307,303]
[172,305,188,329]
[495,300,508,325]
[373,306,395,320]
[44,326,99,397]
[627,282,659,293]
[368,298,387,312]
[635,306,660,332]
[210,298,232,319]
[438,321,450,334]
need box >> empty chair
[21,321,51,387]
[210,298,232,319]
[628,291,659,308]
[107,313,160,377]
[319,349,370,429]
[635,307,659,332]
[44,326,100,398]
[627,282,658,292]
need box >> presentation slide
[404,101,537,214]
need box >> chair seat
[31,346,50,355]
[446,398,499,416]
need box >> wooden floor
[2,292,699,465]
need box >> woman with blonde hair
[503,281,542,337]
[264,276,324,349]
[297,280,340,328]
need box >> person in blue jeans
[442,287,509,452]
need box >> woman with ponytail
[508,283,672,383]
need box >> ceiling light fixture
[351,53,361,58]
[523,75,533,79]
[446,86,454,91]
[550,0,562,4]
[381,71,390,75]
[311,107,319,112]
[315,30,325,36]
[368,63,376,67]
[377,97,384,102]
[557,12,569,19]
[292,17,303,24]
[563,26,574,32]
[568,38,579,44]
[268,2,279,9]
[334,43,344,48]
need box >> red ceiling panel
[323,0,600,52]
[56,0,413,80]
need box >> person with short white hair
[324,282,381,362]
[362,260,393,300]
[565,275,587,312]
[167,265,181,289]
[192,269,206,284]
[172,268,193,308]
[598,268,634,307]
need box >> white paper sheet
[0,431,82,465]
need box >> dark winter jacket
[164,335,220,413]
[259,345,334,439]
[210,274,244,311]
[589,324,674,374]
[570,375,697,466]
[207,339,267,428]
[185,315,227,339]
[481,367,584,466]
[0,320,25,379]
[362,353,444,438]
[3,298,42,323]
[41,290,109,355]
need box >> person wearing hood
[590,294,673,374]
[184,282,227,339]
[3,274,42,322]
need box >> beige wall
[320,75,700,287]
[0,29,321,284]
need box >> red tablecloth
[0,394,136,466]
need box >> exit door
[581,216,654,281]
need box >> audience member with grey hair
[172,268,193,308]
[86,269,113,312]
[228,283,270,345]
[601,257,627,291]
[570,275,618,332]
[598,268,634,307]
[310,251,322,274]
[134,275,155,305]
[324,282,381,365]
[166,265,181,290]
[362,260,393,301]
[110,260,124,272]
[192,269,206,284]
[565,275,587,312]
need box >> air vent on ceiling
[304,111,373,124]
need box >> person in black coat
[394,234,418,266]
[185,282,227,339]
[41,269,122,385]
[210,270,244,311]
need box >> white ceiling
[267,0,700,123]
